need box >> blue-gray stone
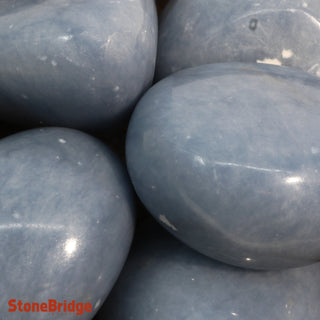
[0,127,135,319]
[95,222,320,320]
[0,0,157,131]
[126,63,320,270]
[156,0,320,80]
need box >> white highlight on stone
[64,238,78,255]
[214,161,287,173]
[231,312,239,317]
[51,60,58,67]
[58,34,73,41]
[0,223,64,230]
[304,10,320,29]
[281,49,293,59]
[256,58,282,66]
[94,299,101,310]
[113,85,120,92]
[194,155,205,166]
[285,176,304,184]
[159,215,178,231]
[58,138,66,144]
[308,64,320,77]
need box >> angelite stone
[0,0,157,131]
[126,63,320,270]
[95,222,320,320]
[156,0,320,80]
[0,127,135,319]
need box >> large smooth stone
[95,222,320,320]
[0,127,135,319]
[0,0,157,131]
[126,63,320,270]
[156,0,320,80]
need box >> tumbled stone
[156,0,320,79]
[126,63,320,269]
[0,0,157,131]
[0,127,135,319]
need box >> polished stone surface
[95,222,320,320]
[0,0,157,131]
[126,63,320,270]
[156,0,320,80]
[0,127,135,319]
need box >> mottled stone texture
[156,0,320,79]
[0,127,135,319]
[126,63,320,270]
[96,222,320,320]
[0,0,157,132]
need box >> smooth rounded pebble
[126,63,320,270]
[95,222,320,320]
[156,0,320,79]
[0,127,135,319]
[0,0,157,131]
